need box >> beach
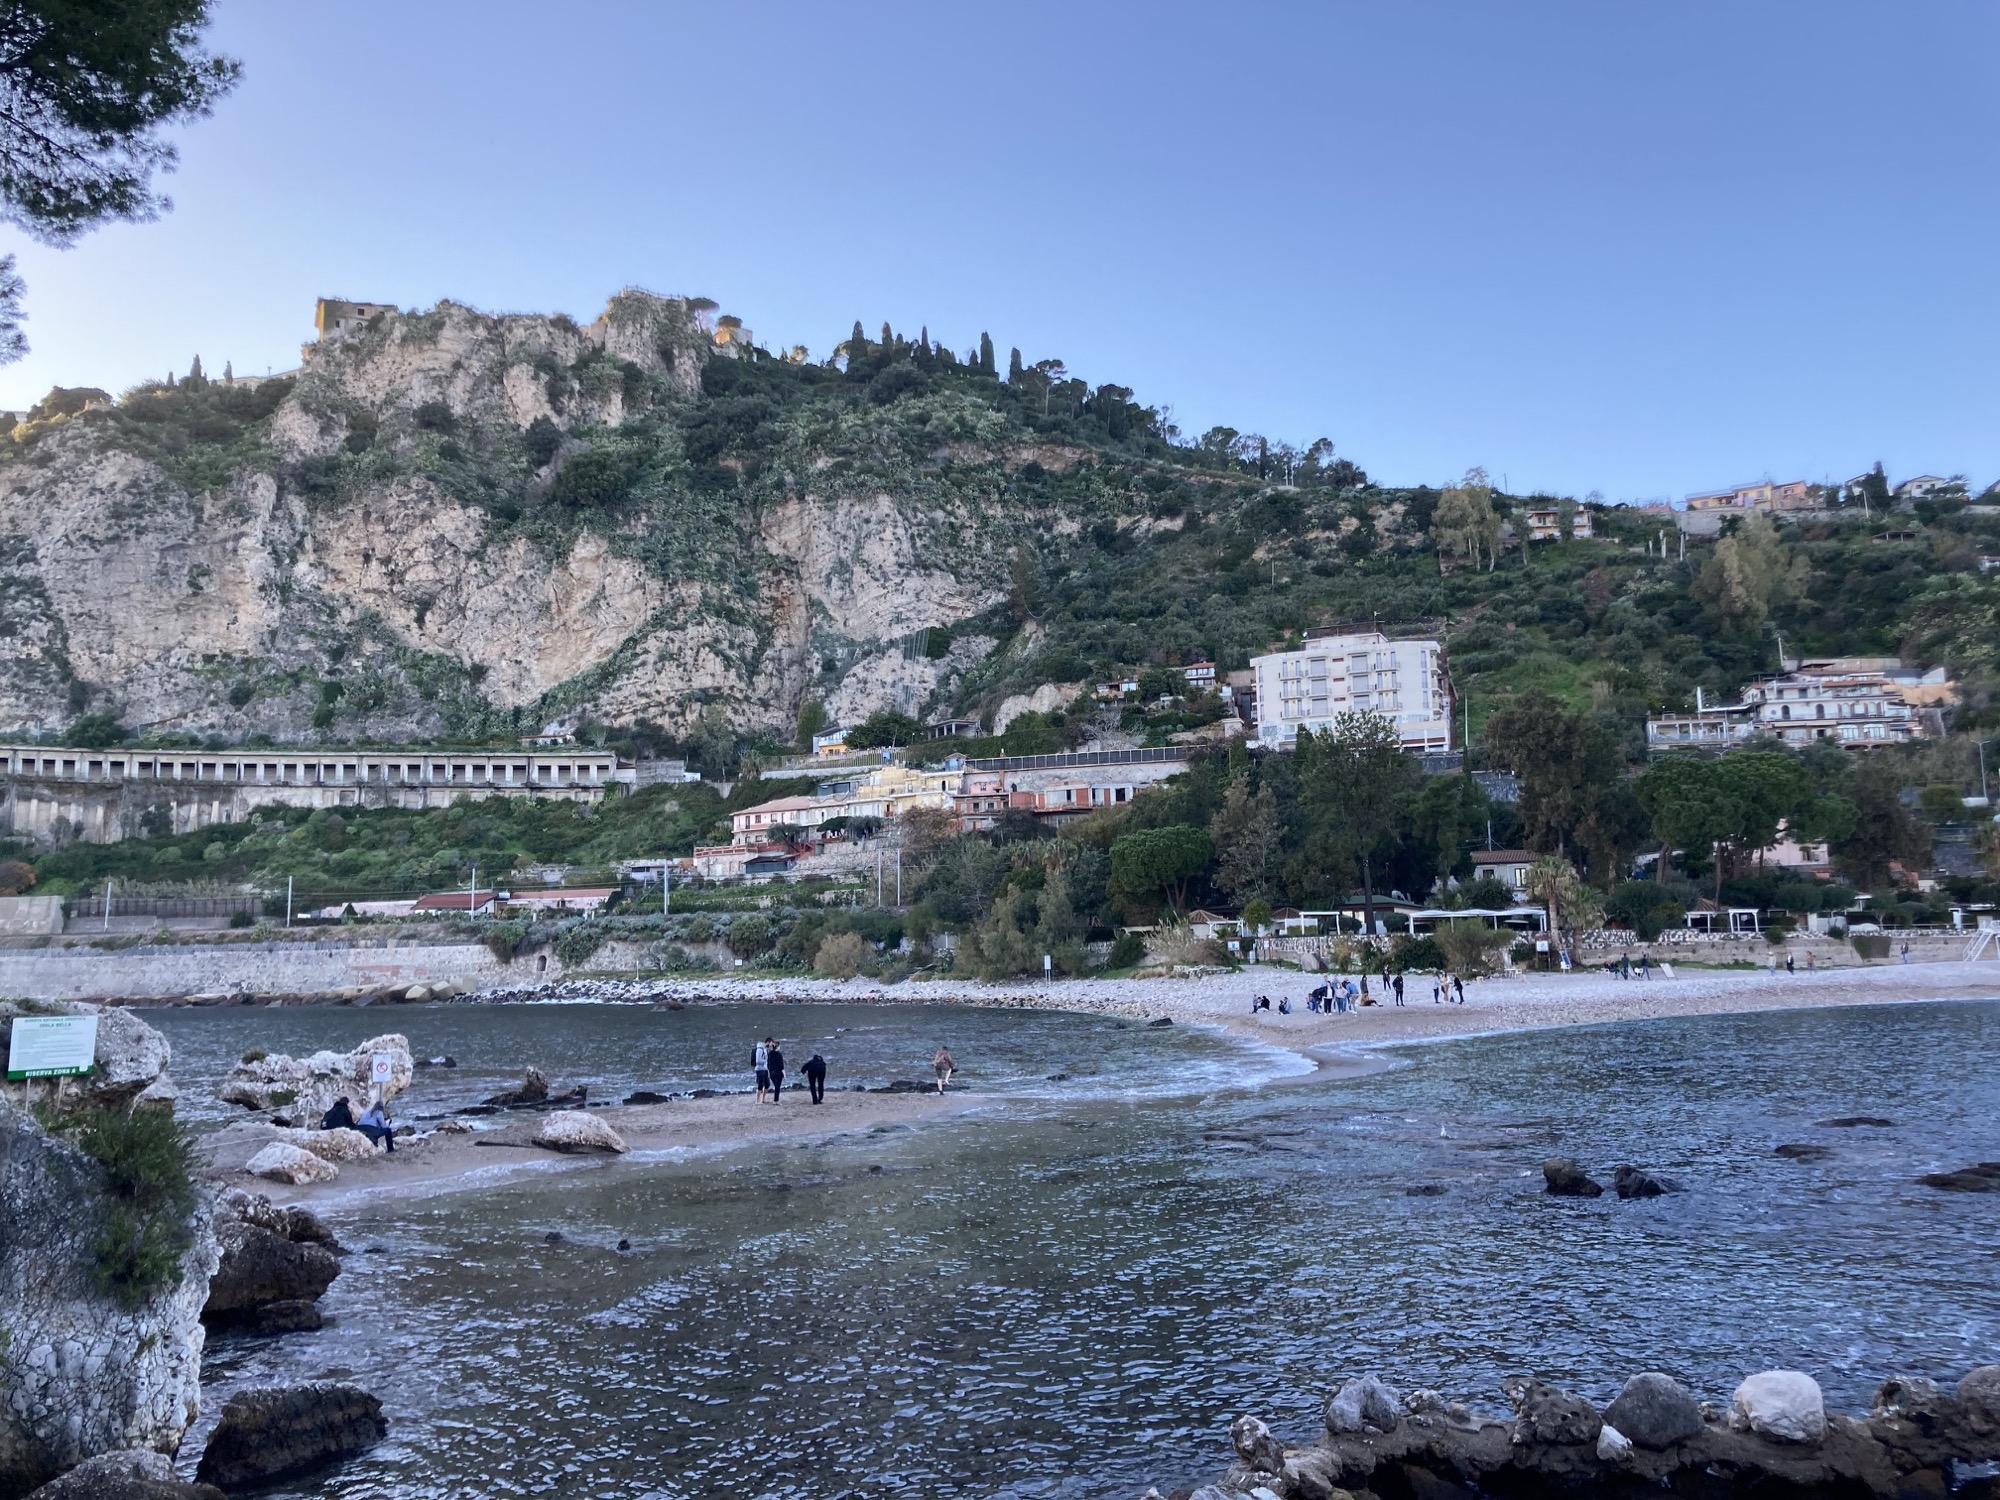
[527,956,2000,1061]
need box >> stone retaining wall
[0,940,551,1001]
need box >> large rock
[1,1003,174,1111]
[220,1192,341,1252]
[269,1128,379,1164]
[1917,1162,2000,1192]
[1604,1372,1705,1449]
[1957,1366,2000,1435]
[1542,1158,1603,1197]
[1503,1375,1602,1446]
[20,1448,224,1500]
[1324,1376,1400,1435]
[203,1219,340,1328]
[193,1385,385,1492]
[1732,1370,1826,1444]
[531,1111,627,1154]
[1230,1414,1286,1473]
[243,1144,338,1185]
[0,1097,219,1498]
[218,1035,412,1120]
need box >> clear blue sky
[3,1,1994,500]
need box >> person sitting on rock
[356,1099,397,1153]
[321,1095,356,1132]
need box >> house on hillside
[1893,475,1953,502]
[811,727,851,758]
[1685,479,1816,514]
[1645,660,1947,752]
[1523,504,1595,542]
[1470,850,1535,895]
[1180,658,1217,690]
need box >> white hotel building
[1250,631,1455,753]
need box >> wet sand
[207,1086,975,1208]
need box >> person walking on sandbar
[934,1045,955,1094]
[803,1052,827,1105]
[767,1040,787,1102]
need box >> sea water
[146,997,2000,1499]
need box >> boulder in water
[531,1111,627,1154]
[204,1218,340,1327]
[1957,1366,2000,1435]
[482,1066,550,1107]
[1604,1372,1705,1449]
[1774,1143,1832,1161]
[194,1385,386,1491]
[1731,1370,1826,1444]
[1613,1164,1674,1199]
[244,1144,338,1185]
[1542,1158,1603,1197]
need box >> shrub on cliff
[37,1104,202,1309]
[812,930,868,978]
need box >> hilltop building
[314,299,397,340]
[1249,631,1453,753]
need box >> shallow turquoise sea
[147,997,2000,1499]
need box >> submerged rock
[1775,1143,1833,1161]
[1613,1164,1675,1199]
[483,1066,549,1107]
[1818,1116,1895,1128]
[1732,1370,1826,1444]
[1604,1372,1705,1449]
[1917,1162,2000,1192]
[194,1385,385,1492]
[1542,1158,1603,1197]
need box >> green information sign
[6,1014,99,1079]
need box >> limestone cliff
[0,291,1053,743]
[0,1009,214,1499]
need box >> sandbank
[205,1086,976,1209]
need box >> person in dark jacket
[321,1095,355,1132]
[766,1042,786,1102]
[802,1052,828,1105]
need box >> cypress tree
[1007,347,1023,383]
[978,332,995,376]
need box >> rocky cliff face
[0,291,1032,743]
[0,1009,215,1499]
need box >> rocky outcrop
[1193,1365,2000,1499]
[1917,1161,2000,1192]
[193,1386,384,1493]
[202,1201,340,1335]
[531,1111,627,1154]
[218,1035,411,1121]
[1612,1164,1675,1199]
[0,1004,175,1113]
[481,1066,549,1107]
[19,1449,222,1500]
[0,291,1021,750]
[0,1095,217,1499]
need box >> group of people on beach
[751,1038,956,1099]
[321,1093,397,1152]
[752,1036,830,1104]
[1256,968,1471,1017]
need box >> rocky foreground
[1173,1367,2000,1499]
